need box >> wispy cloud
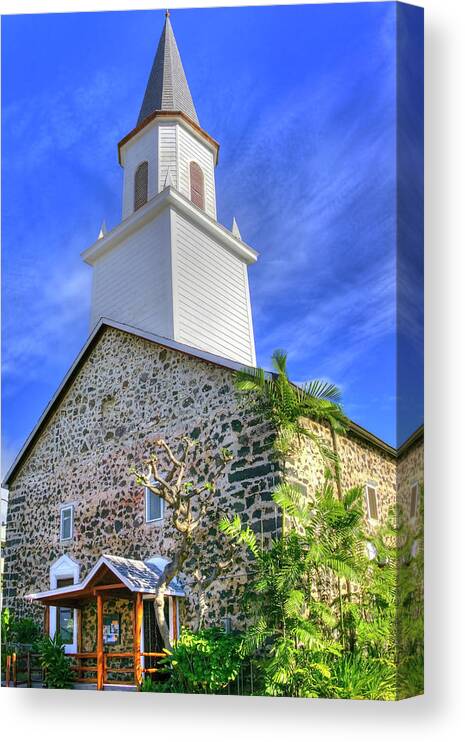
[2,258,91,396]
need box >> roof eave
[81,186,258,266]
[118,110,220,166]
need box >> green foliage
[221,477,423,699]
[1,609,42,672]
[159,628,243,694]
[37,633,74,689]
[12,616,42,645]
[139,675,167,692]
[1,607,12,645]
[315,654,397,700]
[235,349,348,459]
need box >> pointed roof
[138,12,199,127]
[25,553,185,605]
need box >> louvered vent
[190,161,205,210]
[410,483,418,518]
[134,161,149,211]
[366,485,379,520]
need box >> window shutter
[366,485,379,520]
[134,161,148,211]
[190,161,205,210]
[410,483,418,518]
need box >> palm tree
[235,349,348,488]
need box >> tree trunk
[330,426,342,501]
[154,587,171,652]
[330,425,355,649]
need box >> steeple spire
[137,13,199,127]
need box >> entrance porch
[25,554,184,690]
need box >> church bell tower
[82,12,257,367]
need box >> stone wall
[397,433,424,522]
[4,325,418,635]
[3,326,279,630]
[286,419,398,536]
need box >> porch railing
[4,652,44,688]
[4,650,167,689]
[68,652,98,684]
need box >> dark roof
[25,554,185,602]
[3,318,417,487]
[137,13,199,127]
[102,554,184,595]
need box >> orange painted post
[96,593,104,690]
[27,652,32,688]
[172,598,178,642]
[133,593,143,688]
[77,607,82,653]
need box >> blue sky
[1,2,423,471]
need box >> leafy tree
[220,478,404,699]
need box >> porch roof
[25,554,185,606]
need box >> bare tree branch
[130,434,238,650]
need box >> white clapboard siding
[90,211,173,338]
[158,124,178,192]
[173,213,254,365]
[177,125,216,219]
[122,127,158,220]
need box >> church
[2,13,423,690]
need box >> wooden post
[43,606,50,637]
[96,593,104,690]
[27,652,32,688]
[12,652,17,688]
[172,598,178,642]
[6,655,11,687]
[77,607,82,652]
[133,593,143,688]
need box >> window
[134,161,148,211]
[410,482,419,519]
[60,505,73,540]
[56,578,75,645]
[145,486,164,523]
[365,484,379,521]
[58,607,74,645]
[189,161,205,210]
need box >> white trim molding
[81,186,258,267]
[49,554,80,654]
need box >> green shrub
[37,633,74,689]
[160,628,243,694]
[13,617,42,645]
[139,675,168,692]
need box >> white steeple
[82,13,257,367]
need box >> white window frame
[410,481,419,521]
[49,555,80,654]
[365,483,379,523]
[60,504,74,541]
[145,486,164,523]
